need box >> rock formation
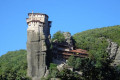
[63,32,73,50]
[106,39,120,65]
[26,12,51,80]
[52,32,74,64]
[63,32,73,45]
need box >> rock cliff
[106,39,120,65]
[26,13,51,80]
[63,32,73,46]
[63,32,73,50]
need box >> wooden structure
[52,43,88,60]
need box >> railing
[26,17,45,23]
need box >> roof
[76,49,87,52]
[62,53,88,58]
[28,13,48,17]
[69,49,87,54]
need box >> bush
[52,31,65,43]
[0,50,30,80]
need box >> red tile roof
[69,49,87,54]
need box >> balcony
[26,17,45,24]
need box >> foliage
[73,25,120,50]
[52,31,65,43]
[81,58,116,80]
[49,63,57,69]
[67,55,76,67]
[67,56,119,80]
[0,49,31,80]
[49,63,59,78]
[48,25,120,80]
[1,25,120,80]
[45,63,59,80]
[73,25,120,48]
[73,25,120,66]
[57,69,82,80]
[74,57,82,70]
[46,63,82,80]
[67,56,85,70]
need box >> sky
[0,0,120,56]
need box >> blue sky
[0,0,120,56]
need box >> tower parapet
[26,12,51,80]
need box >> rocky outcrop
[63,32,73,47]
[44,70,49,78]
[27,31,47,80]
[114,47,120,65]
[106,39,120,65]
[26,13,51,80]
[106,39,118,59]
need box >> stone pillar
[26,13,51,80]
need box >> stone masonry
[26,12,51,80]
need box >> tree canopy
[73,25,120,65]
[1,25,120,80]
[0,50,30,80]
[52,31,65,43]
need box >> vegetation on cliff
[1,25,120,80]
[43,63,81,80]
[73,25,120,50]
[67,55,120,80]
[0,50,30,80]
[71,25,120,80]
[50,25,120,80]
[52,31,65,43]
[73,25,120,67]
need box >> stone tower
[26,12,51,80]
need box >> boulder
[106,39,120,65]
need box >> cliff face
[106,39,120,65]
[52,32,74,64]
[63,32,73,46]
[26,13,51,80]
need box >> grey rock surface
[107,39,118,59]
[63,32,73,50]
[44,70,49,78]
[26,13,51,80]
[63,32,73,45]
[115,47,120,60]
[106,39,120,65]
[27,31,47,80]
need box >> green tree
[74,57,81,70]
[52,31,65,43]
[67,55,76,67]
[0,50,31,80]
[58,69,82,80]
